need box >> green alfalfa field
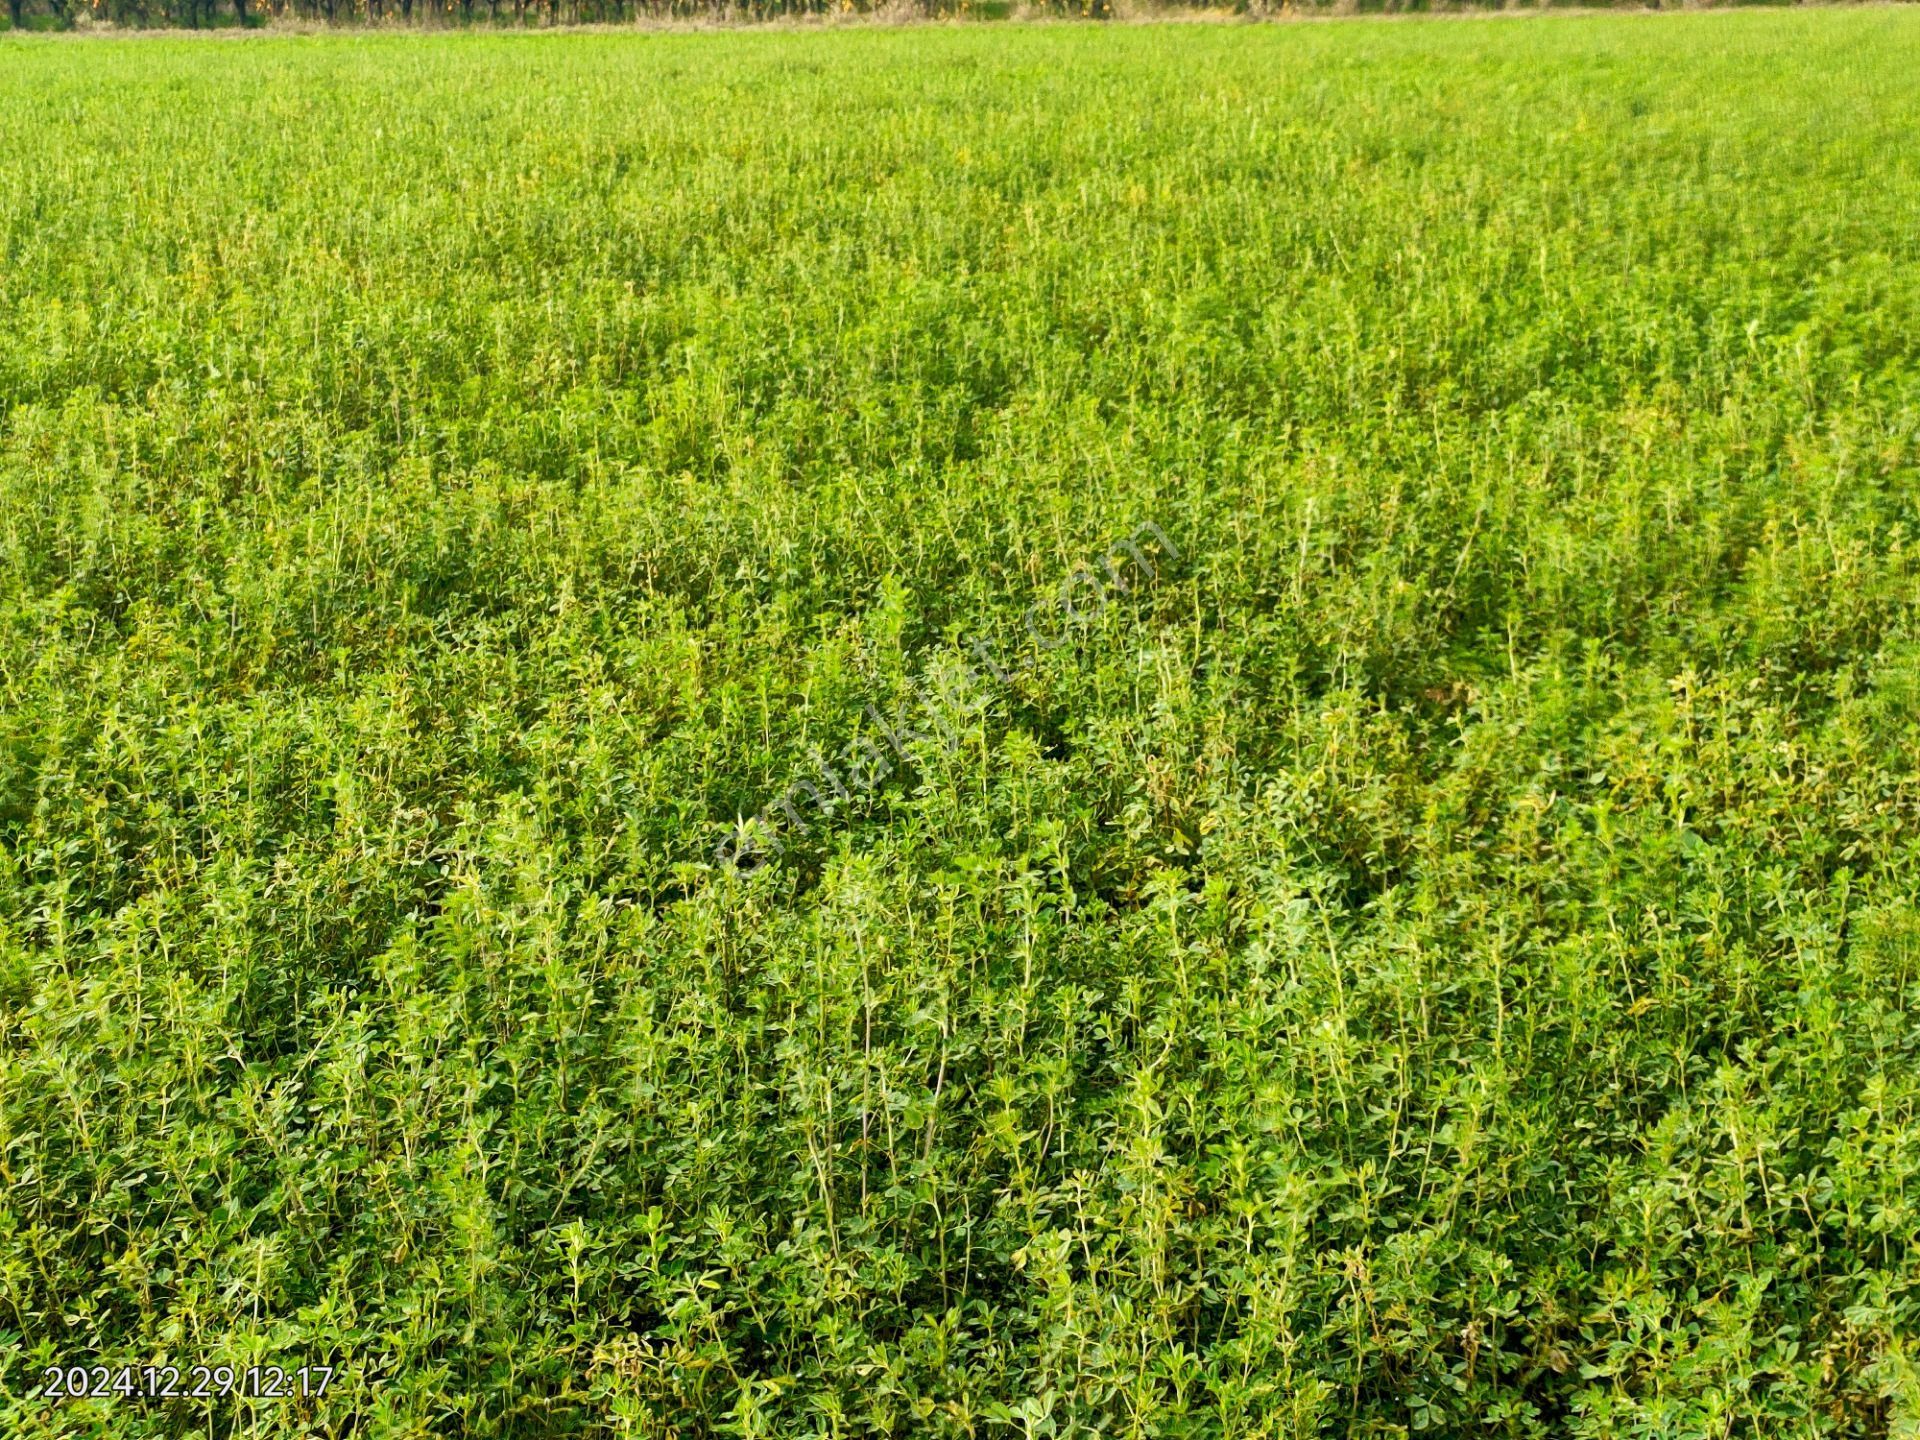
[3,8,1920,1437]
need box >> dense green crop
[2,11,1919,1437]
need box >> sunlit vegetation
[2,11,1919,1436]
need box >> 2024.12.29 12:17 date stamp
[39,1363,335,1402]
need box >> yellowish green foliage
[1,12,1918,1437]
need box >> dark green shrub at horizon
[1,12,1918,1437]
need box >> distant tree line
[11,0,1059,23]
[1,0,1779,30]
